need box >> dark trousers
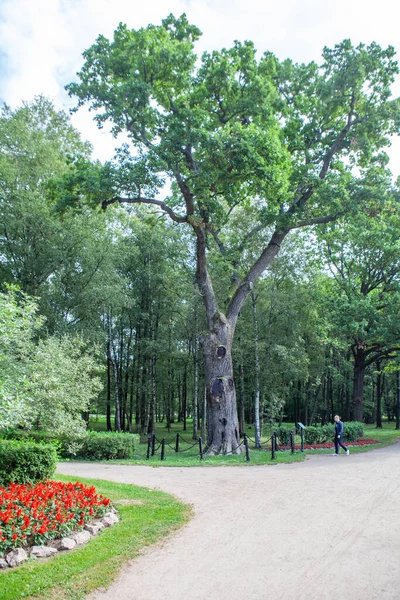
[334,435,348,454]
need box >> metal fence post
[300,428,305,452]
[290,431,294,454]
[175,432,180,453]
[161,438,166,461]
[244,434,250,462]
[271,434,276,460]
[151,433,156,456]
[146,436,151,459]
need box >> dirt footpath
[57,443,400,600]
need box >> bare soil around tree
[57,442,400,600]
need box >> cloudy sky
[1,0,400,175]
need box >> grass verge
[0,476,190,600]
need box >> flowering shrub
[0,481,111,557]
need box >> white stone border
[0,508,119,569]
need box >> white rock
[58,537,77,551]
[30,546,58,559]
[0,558,9,569]
[71,530,91,545]
[103,512,119,525]
[91,520,105,531]
[101,513,119,528]
[6,548,28,567]
[84,523,101,535]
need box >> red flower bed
[0,481,111,557]
[267,439,381,451]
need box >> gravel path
[57,443,400,600]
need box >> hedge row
[304,421,364,444]
[273,422,364,445]
[1,431,140,461]
[0,440,57,486]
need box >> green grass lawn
[87,416,399,465]
[0,476,190,600]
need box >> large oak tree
[66,14,400,453]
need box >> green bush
[343,421,364,441]
[273,426,294,445]
[1,430,79,457]
[75,432,139,460]
[0,440,57,486]
[1,430,139,460]
[304,426,322,445]
[304,421,364,444]
[304,424,333,445]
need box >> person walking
[332,415,349,456]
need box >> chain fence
[144,430,304,462]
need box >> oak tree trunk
[202,319,240,455]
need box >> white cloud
[1,0,400,173]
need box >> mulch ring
[266,439,381,451]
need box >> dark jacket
[335,420,344,437]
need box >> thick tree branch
[194,224,219,329]
[289,215,339,229]
[364,346,400,367]
[173,169,195,217]
[207,225,227,256]
[102,196,188,224]
[126,122,156,151]
[289,109,365,216]
[181,144,200,175]
[227,229,288,326]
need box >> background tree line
[1,95,400,438]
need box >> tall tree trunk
[352,346,366,422]
[238,358,245,438]
[396,370,400,431]
[119,323,125,431]
[134,323,142,433]
[201,385,207,441]
[147,312,159,435]
[328,372,334,423]
[375,360,383,428]
[195,223,285,454]
[193,337,199,440]
[305,379,310,425]
[294,380,301,426]
[140,363,148,435]
[202,318,240,455]
[321,376,327,425]
[147,353,156,435]
[251,291,261,448]
[107,313,121,432]
[106,335,112,432]
[344,362,351,421]
[182,365,187,431]
[177,377,182,422]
